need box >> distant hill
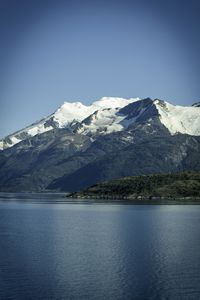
[69,172,200,201]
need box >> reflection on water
[0,193,200,299]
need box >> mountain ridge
[0,96,199,192]
[1,97,199,150]
[0,96,139,150]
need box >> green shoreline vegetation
[68,171,200,203]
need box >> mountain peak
[154,99,200,136]
[92,96,140,109]
[62,101,85,107]
[1,96,200,151]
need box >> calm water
[0,193,200,300]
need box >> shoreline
[66,195,200,204]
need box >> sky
[0,0,200,137]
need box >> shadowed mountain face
[0,97,200,192]
[49,134,200,192]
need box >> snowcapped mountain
[0,96,200,192]
[0,96,200,150]
[0,97,139,150]
[154,99,200,136]
[74,98,200,137]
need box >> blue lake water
[0,193,200,299]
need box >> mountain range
[0,97,200,192]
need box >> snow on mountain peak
[53,101,91,127]
[76,107,125,135]
[1,96,199,150]
[0,97,140,150]
[76,97,200,137]
[92,97,140,109]
[53,97,140,128]
[154,99,200,136]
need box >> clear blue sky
[0,0,200,137]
